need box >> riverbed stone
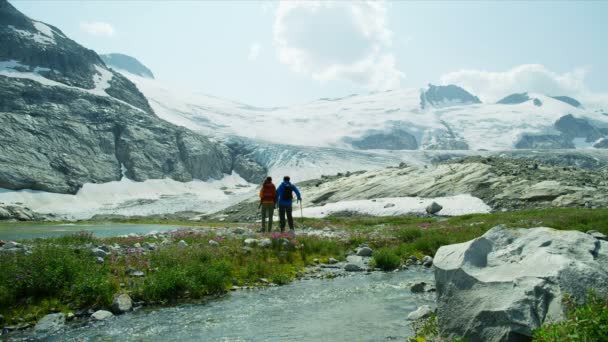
[356,247,373,257]
[426,202,443,215]
[410,282,430,293]
[34,313,65,333]
[112,293,133,314]
[209,240,220,247]
[407,305,434,321]
[344,264,363,272]
[586,230,607,241]
[422,255,433,267]
[96,257,104,264]
[434,226,608,342]
[91,310,113,321]
[259,238,272,248]
[328,258,339,264]
[178,240,188,248]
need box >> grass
[534,291,608,342]
[1,207,607,329]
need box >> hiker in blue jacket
[276,176,302,233]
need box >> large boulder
[434,226,608,342]
[111,293,133,314]
[34,313,65,333]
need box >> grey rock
[407,305,434,321]
[347,128,418,150]
[344,264,363,272]
[96,257,104,264]
[133,242,141,248]
[241,246,253,254]
[143,242,157,250]
[555,114,603,142]
[244,238,258,246]
[594,138,608,149]
[208,240,220,247]
[587,230,607,241]
[313,258,320,264]
[91,248,108,258]
[34,313,65,333]
[98,245,111,253]
[356,247,373,257]
[111,293,133,314]
[0,207,11,219]
[515,134,575,149]
[426,202,443,215]
[91,310,113,321]
[383,203,395,208]
[178,240,188,248]
[0,2,266,194]
[434,226,608,342]
[328,258,339,264]
[410,282,429,293]
[259,238,272,248]
[4,241,22,249]
[422,255,433,267]
[551,95,582,108]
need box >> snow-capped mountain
[118,65,608,152]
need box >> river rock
[91,310,114,321]
[410,282,434,293]
[422,255,433,267]
[4,241,21,249]
[407,305,434,321]
[426,202,443,215]
[34,313,65,333]
[344,264,363,272]
[434,225,608,342]
[111,293,133,314]
[356,247,373,257]
[178,240,188,248]
[259,238,272,248]
[328,258,339,264]
[587,230,607,241]
[209,240,220,247]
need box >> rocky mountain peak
[101,53,155,79]
[420,84,481,109]
[551,95,582,108]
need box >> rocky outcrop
[551,95,582,108]
[346,128,418,150]
[0,1,265,193]
[434,226,608,342]
[287,156,608,211]
[101,53,155,79]
[554,114,604,142]
[594,138,608,148]
[421,124,469,150]
[0,203,45,221]
[514,134,574,149]
[420,84,481,109]
[496,93,530,105]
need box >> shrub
[372,248,401,271]
[534,291,608,342]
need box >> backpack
[261,183,275,202]
[282,183,293,201]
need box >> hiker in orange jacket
[258,176,277,232]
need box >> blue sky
[10,0,608,106]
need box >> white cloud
[273,1,403,90]
[80,21,115,37]
[248,42,262,61]
[440,64,589,102]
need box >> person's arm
[258,189,263,209]
[293,184,302,202]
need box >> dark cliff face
[0,0,265,194]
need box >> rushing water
[40,270,434,342]
[0,223,182,241]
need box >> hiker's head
[265,176,272,183]
[283,176,290,182]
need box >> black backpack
[282,184,293,201]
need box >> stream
[35,270,434,342]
